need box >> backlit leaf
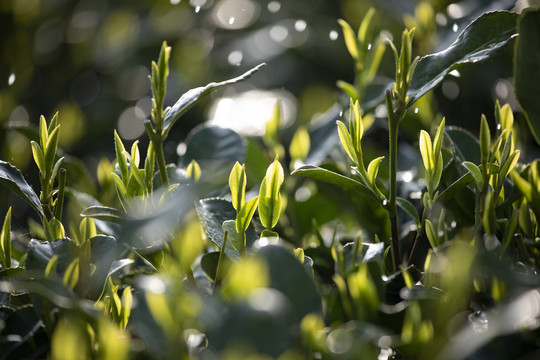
[236,196,259,234]
[0,160,44,217]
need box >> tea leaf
[259,160,284,230]
[163,63,265,136]
[337,120,358,164]
[31,141,46,175]
[0,161,44,217]
[81,205,126,223]
[419,130,433,171]
[338,19,359,60]
[0,208,12,269]
[515,9,540,145]
[425,219,439,248]
[114,131,129,185]
[367,156,384,185]
[229,162,246,211]
[462,161,484,189]
[289,126,310,161]
[292,165,378,201]
[397,197,420,227]
[480,114,491,166]
[236,196,259,234]
[408,11,517,105]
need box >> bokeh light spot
[118,107,146,140]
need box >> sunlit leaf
[338,19,359,60]
[114,131,129,186]
[425,219,439,249]
[289,126,311,161]
[163,63,266,136]
[337,120,358,164]
[258,160,284,230]
[408,11,517,105]
[367,156,384,185]
[462,161,484,189]
[236,196,259,234]
[0,208,12,269]
[229,162,246,212]
[292,165,378,201]
[81,206,125,223]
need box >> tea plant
[1,4,540,360]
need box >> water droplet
[195,5,201,13]
[228,50,243,66]
[295,19,307,32]
[414,107,419,114]
[267,1,281,13]
[329,30,338,41]
[367,43,372,50]
[170,0,181,4]
[496,124,502,131]
[382,199,388,207]
[452,23,458,32]
[8,73,15,85]
[229,17,235,25]
[339,110,343,117]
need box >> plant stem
[55,168,66,220]
[145,120,169,187]
[239,231,246,257]
[214,231,229,293]
[386,91,402,272]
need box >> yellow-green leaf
[229,162,246,211]
[338,19,359,60]
[31,141,46,175]
[186,159,201,183]
[419,130,433,171]
[63,258,79,289]
[289,126,311,161]
[44,126,60,176]
[480,114,491,166]
[0,208,12,269]
[114,130,129,186]
[463,161,484,189]
[337,120,358,164]
[425,219,439,249]
[236,196,259,234]
[259,160,284,229]
[367,156,384,185]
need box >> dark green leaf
[88,235,117,300]
[446,127,481,165]
[255,244,322,323]
[196,198,257,260]
[0,161,43,217]
[201,251,220,281]
[163,63,266,136]
[291,165,378,201]
[26,238,79,274]
[408,11,517,105]
[397,197,420,226]
[515,9,540,145]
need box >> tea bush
[1,3,540,360]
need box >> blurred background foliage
[0,0,535,226]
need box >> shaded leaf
[515,9,540,145]
[88,235,117,300]
[397,197,420,226]
[201,251,220,281]
[0,161,43,217]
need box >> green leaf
[425,219,439,249]
[499,150,520,179]
[291,165,378,201]
[336,120,358,164]
[495,101,514,133]
[480,114,491,166]
[181,126,246,169]
[289,126,310,161]
[88,235,117,300]
[367,156,384,185]
[336,80,359,100]
[358,7,375,47]
[433,118,446,158]
[44,126,60,176]
[201,251,220,281]
[0,208,12,269]
[236,196,259,234]
[462,161,484,189]
[196,198,256,260]
[0,161,44,217]
[222,219,242,253]
[408,11,517,105]
[81,206,126,223]
[338,19,359,60]
[63,258,79,289]
[26,238,79,275]
[186,159,201,183]
[163,63,265,136]
[446,127,481,164]
[419,130,433,171]
[515,9,540,145]
[258,160,284,229]
[229,162,246,212]
[131,141,140,168]
[30,141,46,175]
[397,197,420,227]
[144,142,155,190]
[39,115,48,147]
[114,130,129,186]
